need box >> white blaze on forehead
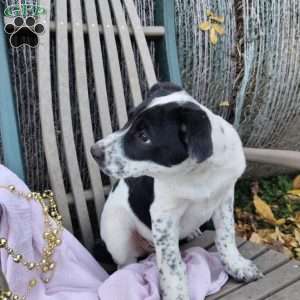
[147,91,199,109]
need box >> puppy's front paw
[224,258,263,282]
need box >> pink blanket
[0,164,228,299]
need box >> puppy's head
[91,82,213,178]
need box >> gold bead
[52,229,58,235]
[12,295,19,300]
[42,277,50,284]
[50,212,56,217]
[43,232,50,239]
[57,215,62,221]
[49,262,55,270]
[29,279,37,288]
[26,193,33,199]
[42,266,49,273]
[9,185,16,192]
[55,239,62,246]
[44,249,53,257]
[4,291,12,297]
[41,259,47,265]
[0,238,7,248]
[13,254,22,263]
[27,262,36,270]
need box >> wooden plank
[49,22,165,37]
[110,0,142,107]
[37,0,73,232]
[238,240,268,258]
[69,0,107,248]
[55,0,96,246]
[97,0,128,128]
[0,10,25,179]
[208,236,247,252]
[244,148,300,170]
[264,280,300,300]
[83,0,112,138]
[208,248,288,300]
[123,0,157,88]
[220,260,300,300]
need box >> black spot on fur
[125,176,154,228]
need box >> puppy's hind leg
[100,206,141,267]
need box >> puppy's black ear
[147,82,183,101]
[180,102,213,163]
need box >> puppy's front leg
[150,207,189,300]
[213,189,263,282]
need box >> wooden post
[0,7,25,180]
[155,0,182,85]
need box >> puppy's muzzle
[91,144,105,166]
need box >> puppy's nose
[91,144,105,162]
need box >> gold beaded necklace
[0,185,63,300]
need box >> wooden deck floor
[182,231,300,300]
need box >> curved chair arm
[0,270,8,290]
[244,147,300,170]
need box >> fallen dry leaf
[253,194,277,224]
[199,21,211,31]
[250,232,263,244]
[295,229,300,245]
[210,15,225,23]
[210,27,218,45]
[212,23,225,35]
[293,175,300,189]
[288,189,300,197]
[219,100,230,107]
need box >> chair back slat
[110,0,143,107]
[69,0,106,229]
[123,0,157,88]
[38,0,73,232]
[84,1,113,138]
[55,0,96,249]
[97,0,128,128]
[35,0,160,249]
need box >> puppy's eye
[136,130,151,144]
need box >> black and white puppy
[91,82,262,300]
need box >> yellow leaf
[293,175,300,189]
[270,227,285,243]
[288,189,300,197]
[253,194,277,224]
[219,100,230,107]
[210,28,218,45]
[276,218,286,225]
[206,10,213,17]
[210,15,225,23]
[250,232,263,244]
[295,229,300,244]
[198,21,211,31]
[212,23,225,35]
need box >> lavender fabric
[0,164,228,299]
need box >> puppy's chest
[125,176,222,240]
